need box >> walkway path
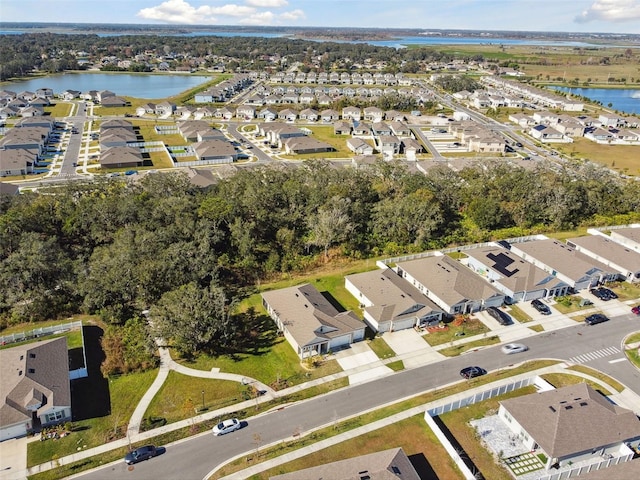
[126,343,275,436]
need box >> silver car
[212,418,241,436]
[501,343,528,355]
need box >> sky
[2,0,640,34]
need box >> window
[28,368,35,374]
[45,411,64,423]
[30,353,36,358]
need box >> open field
[554,138,640,175]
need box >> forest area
[2,159,640,372]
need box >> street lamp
[201,390,205,412]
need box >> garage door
[390,317,416,332]
[1,423,27,442]
[329,334,352,350]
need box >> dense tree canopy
[1,161,639,352]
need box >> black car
[584,313,609,326]
[125,445,157,465]
[486,307,511,326]
[590,288,610,301]
[599,287,618,299]
[531,299,551,315]
[460,366,487,379]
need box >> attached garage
[1,423,28,442]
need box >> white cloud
[575,0,640,23]
[137,0,301,25]
[246,0,288,7]
[279,9,305,21]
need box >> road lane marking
[608,358,626,364]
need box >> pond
[2,73,213,99]
[549,86,640,115]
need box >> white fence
[0,321,83,346]
[537,453,633,480]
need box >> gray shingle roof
[568,235,640,275]
[269,447,420,480]
[501,383,640,459]
[0,337,71,428]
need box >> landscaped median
[623,332,640,369]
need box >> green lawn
[45,102,72,117]
[540,372,612,395]
[143,372,245,427]
[552,295,595,314]
[368,337,396,359]
[423,318,490,347]
[506,305,532,323]
[175,336,343,390]
[624,332,640,369]
[438,336,500,357]
[27,369,157,467]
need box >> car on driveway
[125,445,157,465]
[501,343,528,355]
[531,299,551,315]
[486,307,511,326]
[590,287,616,301]
[584,313,609,326]
[598,287,618,299]
[460,366,486,379]
[212,418,241,436]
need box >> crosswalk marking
[569,346,620,364]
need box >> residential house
[192,140,237,163]
[509,113,535,129]
[299,108,319,122]
[401,138,423,160]
[320,109,340,123]
[346,138,373,155]
[235,105,255,120]
[345,268,444,333]
[609,227,640,253]
[0,337,72,441]
[499,383,640,470]
[363,106,384,123]
[509,238,619,290]
[99,146,144,169]
[352,122,372,137]
[396,255,505,315]
[100,96,127,107]
[261,124,306,145]
[468,135,506,153]
[282,137,334,155]
[598,113,625,128]
[585,127,614,143]
[269,448,420,480]
[261,283,365,358]
[376,135,401,159]
[185,168,217,188]
[0,149,35,176]
[341,106,361,122]
[278,108,298,122]
[333,121,352,135]
[155,101,176,117]
[135,103,156,117]
[100,119,133,131]
[100,128,138,148]
[567,234,640,283]
[257,108,277,122]
[529,124,565,143]
[464,244,570,302]
[388,121,411,138]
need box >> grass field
[554,137,640,175]
[27,369,157,466]
[423,318,490,347]
[44,102,72,117]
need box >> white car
[212,418,241,436]
[501,343,528,355]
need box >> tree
[150,282,236,357]
[307,197,353,261]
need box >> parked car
[590,288,610,301]
[584,313,609,326]
[212,418,241,436]
[125,170,138,176]
[631,306,639,316]
[598,287,618,299]
[460,366,486,379]
[124,445,157,465]
[486,307,511,326]
[501,343,528,355]
[531,299,551,315]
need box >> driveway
[381,329,443,368]
[335,342,393,385]
[0,436,28,480]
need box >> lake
[550,86,640,115]
[1,73,212,99]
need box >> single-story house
[299,108,319,122]
[320,109,340,123]
[0,149,35,177]
[269,447,420,480]
[100,96,127,107]
[509,238,620,290]
[333,121,352,135]
[262,283,365,358]
[0,337,72,441]
[346,138,374,155]
[192,140,237,163]
[463,244,570,302]
[282,137,334,155]
[529,124,564,142]
[99,146,144,169]
[499,383,640,470]
[135,103,156,116]
[345,268,444,333]
[396,255,505,315]
[567,234,640,283]
[609,227,640,253]
[99,128,138,148]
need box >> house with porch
[262,283,365,358]
[508,237,620,290]
[345,268,444,333]
[499,383,640,470]
[567,234,640,283]
[395,254,505,315]
[463,244,570,302]
[0,337,72,441]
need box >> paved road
[77,313,639,480]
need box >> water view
[2,73,212,99]
[550,86,640,115]
[365,36,604,49]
